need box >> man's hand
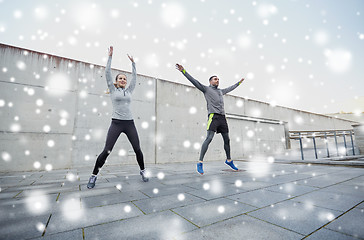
[127,54,134,63]
[108,46,113,56]
[239,78,245,84]
[175,63,184,72]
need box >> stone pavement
[0,160,363,240]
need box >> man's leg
[221,132,231,160]
[199,130,215,162]
[222,131,238,171]
[196,130,215,174]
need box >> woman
[87,46,148,189]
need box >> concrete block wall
[0,43,357,172]
[352,124,364,154]
[0,44,155,172]
[155,80,288,163]
[70,66,156,169]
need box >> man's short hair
[209,75,217,81]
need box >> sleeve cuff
[182,69,186,74]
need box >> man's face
[210,76,219,87]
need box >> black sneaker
[140,170,149,182]
[87,175,97,189]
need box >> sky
[1,0,364,114]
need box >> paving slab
[57,186,120,202]
[78,179,115,190]
[267,164,328,176]
[14,184,80,198]
[325,208,364,239]
[84,210,198,240]
[1,183,62,194]
[296,167,344,176]
[357,202,364,209]
[295,174,358,188]
[265,182,319,197]
[139,185,195,198]
[248,200,342,235]
[0,193,58,222]
[160,176,199,186]
[0,177,25,187]
[344,175,364,186]
[227,189,290,208]
[187,180,273,200]
[292,190,363,212]
[133,192,205,214]
[340,176,364,187]
[100,176,132,183]
[32,178,70,185]
[305,228,360,240]
[30,229,83,240]
[46,201,143,235]
[175,214,303,240]
[81,178,166,192]
[339,170,364,177]
[252,173,313,185]
[217,174,257,184]
[82,190,149,208]
[181,176,225,190]
[1,161,363,239]
[172,198,256,227]
[0,190,20,200]
[320,184,364,198]
[0,214,50,240]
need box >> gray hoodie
[182,69,240,115]
[105,56,136,120]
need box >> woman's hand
[108,46,113,56]
[127,54,134,63]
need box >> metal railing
[289,130,355,160]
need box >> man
[176,63,244,174]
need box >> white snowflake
[161,3,185,28]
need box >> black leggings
[199,130,231,161]
[92,119,144,175]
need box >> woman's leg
[124,121,145,170]
[92,120,123,175]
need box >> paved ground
[1,160,364,240]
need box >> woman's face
[116,74,127,88]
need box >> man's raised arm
[221,77,245,95]
[176,63,207,93]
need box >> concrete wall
[352,124,364,154]
[155,81,288,163]
[0,43,358,172]
[0,44,156,172]
[327,113,364,124]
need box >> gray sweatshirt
[105,56,137,120]
[182,69,240,115]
